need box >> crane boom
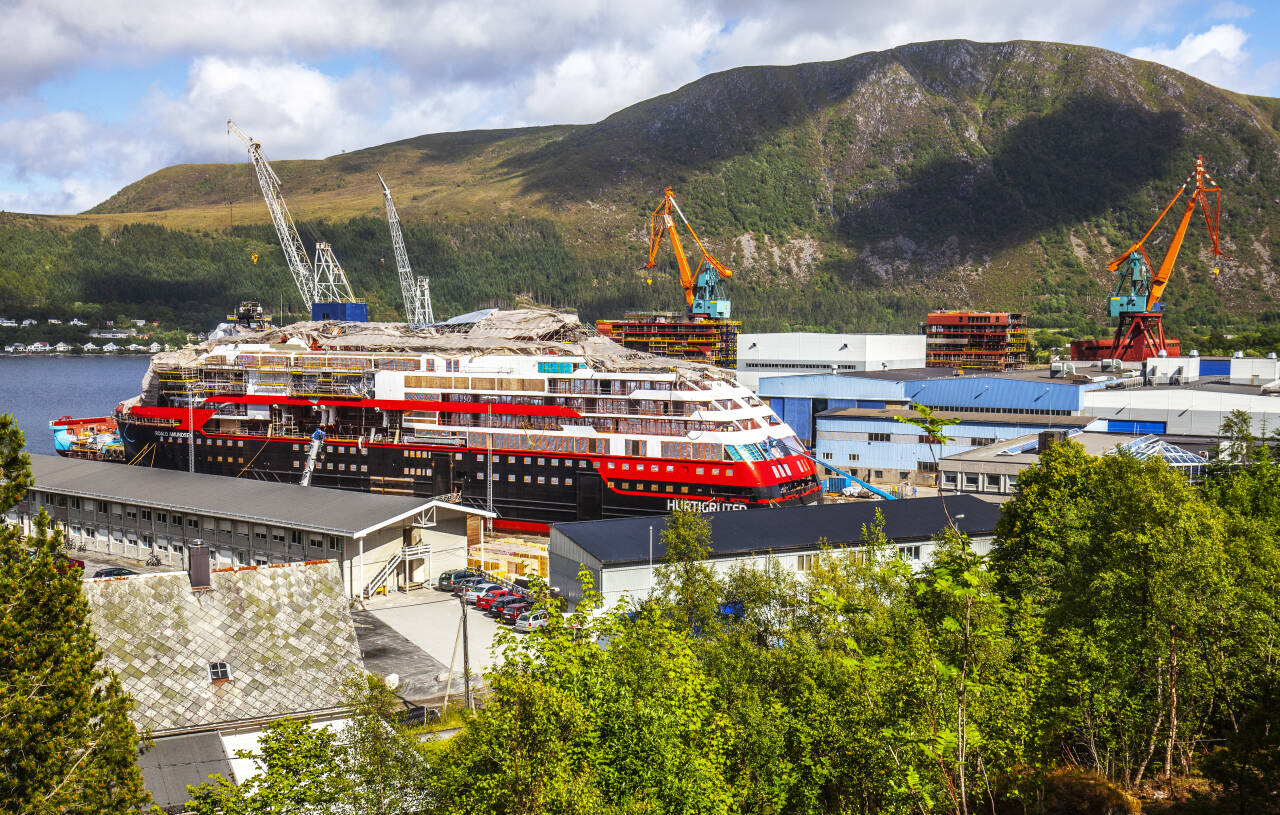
[1105,155,1223,315]
[227,120,357,310]
[643,186,733,319]
[378,174,434,327]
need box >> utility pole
[187,384,195,473]
[459,593,472,711]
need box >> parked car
[50,553,84,574]
[437,570,479,591]
[514,609,551,633]
[487,594,528,617]
[501,601,533,624]
[92,567,137,578]
[475,588,516,611]
[463,583,499,604]
[451,576,485,596]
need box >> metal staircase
[362,542,434,599]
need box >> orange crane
[643,186,734,319]
[1073,155,1224,362]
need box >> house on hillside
[47,318,62,325]
[69,317,87,326]
[0,317,16,327]
[27,341,49,353]
[21,318,37,327]
[126,343,145,352]
[83,554,365,813]
[53,341,73,352]
[4,344,23,353]
[102,342,119,352]
[82,342,99,352]
[148,342,162,353]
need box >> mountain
[5,39,1280,338]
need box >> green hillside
[4,39,1280,338]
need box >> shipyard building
[734,332,925,390]
[757,354,1274,487]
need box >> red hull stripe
[207,394,581,418]
[492,519,550,534]
[50,416,114,427]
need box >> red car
[501,601,533,624]
[475,588,516,611]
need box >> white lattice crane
[378,174,434,327]
[227,120,358,312]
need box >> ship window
[665,485,674,493]
[507,456,516,464]
[338,464,346,471]
[523,457,531,464]
[477,454,484,461]
[537,476,545,484]
[292,444,300,451]
[426,468,432,475]
[237,440,244,447]
[665,465,674,473]
[565,478,574,486]
[621,462,629,470]
[550,458,559,466]
[650,465,658,472]
[680,486,689,494]
[508,475,515,482]
[491,473,500,481]
[726,469,734,476]
[552,477,560,485]
[579,460,588,468]
[294,461,300,467]
[361,465,368,472]
[537,458,545,465]
[454,453,462,460]
[523,475,531,483]
[711,468,719,475]
[362,448,368,455]
[238,457,244,463]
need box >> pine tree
[0,414,152,814]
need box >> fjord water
[0,356,150,453]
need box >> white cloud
[1209,2,1253,19]
[1,0,1275,214]
[1130,24,1252,90]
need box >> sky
[1,0,1278,215]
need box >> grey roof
[138,732,233,812]
[941,432,1138,465]
[553,494,1001,566]
[27,453,487,537]
[84,560,364,735]
[817,407,1098,427]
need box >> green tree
[0,414,152,815]
[655,508,720,629]
[336,675,434,814]
[993,442,1233,789]
[187,718,343,815]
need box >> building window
[918,461,938,473]
[97,501,108,513]
[70,497,81,510]
[898,545,921,562]
[329,537,341,551]
[797,553,817,571]
[964,474,980,490]
[985,474,1001,489]
[208,662,233,682]
[971,437,996,447]
[869,433,891,443]
[125,509,137,521]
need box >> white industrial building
[736,332,926,390]
[549,495,1000,608]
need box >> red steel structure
[925,311,1029,371]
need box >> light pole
[458,593,472,711]
[186,384,195,473]
[648,524,654,597]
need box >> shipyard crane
[1074,155,1224,362]
[378,174,434,328]
[643,186,734,319]
[226,120,365,320]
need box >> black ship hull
[119,420,821,531]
